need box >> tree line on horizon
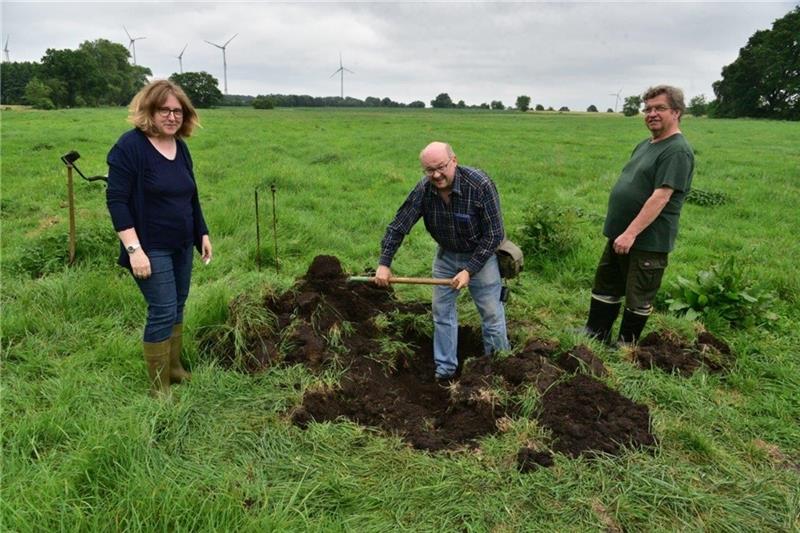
[1,39,150,109]
[1,7,797,120]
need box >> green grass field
[2,106,799,531]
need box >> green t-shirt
[603,133,694,253]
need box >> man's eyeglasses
[156,107,184,118]
[423,156,453,176]
[643,105,672,114]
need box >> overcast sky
[2,1,795,109]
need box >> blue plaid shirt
[379,165,505,275]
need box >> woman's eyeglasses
[156,107,184,118]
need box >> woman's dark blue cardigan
[106,128,209,269]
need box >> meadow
[1,106,799,531]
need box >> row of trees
[1,39,150,109]
[621,92,746,118]
[430,93,612,113]
[430,93,509,110]
[621,94,707,117]
[429,7,798,120]
[2,7,795,119]
[249,94,426,109]
[1,47,597,113]
[0,40,227,110]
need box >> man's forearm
[613,187,673,254]
[623,188,673,238]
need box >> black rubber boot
[584,298,622,344]
[617,308,650,345]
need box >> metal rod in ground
[347,276,452,286]
[254,188,261,271]
[67,164,76,265]
[271,183,279,273]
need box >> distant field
[2,107,798,530]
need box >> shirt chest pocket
[453,212,480,240]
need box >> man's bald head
[420,142,455,163]
[420,141,458,191]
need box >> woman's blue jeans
[134,246,193,342]
[432,248,509,378]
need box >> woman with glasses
[106,79,212,398]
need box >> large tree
[169,72,223,108]
[5,39,149,108]
[79,39,150,105]
[39,47,98,107]
[688,94,708,117]
[622,95,642,116]
[712,6,799,120]
[516,95,531,112]
[430,93,454,108]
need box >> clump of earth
[213,255,657,459]
[631,330,733,376]
[517,447,555,472]
[539,374,656,457]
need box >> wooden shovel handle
[347,276,452,286]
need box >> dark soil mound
[696,331,733,371]
[303,254,345,281]
[221,254,425,372]
[517,447,555,472]
[540,374,655,457]
[632,331,733,376]
[556,344,608,377]
[214,255,656,457]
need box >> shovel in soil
[347,276,452,286]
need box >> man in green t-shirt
[583,85,694,344]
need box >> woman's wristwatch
[126,243,141,254]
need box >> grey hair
[643,85,686,117]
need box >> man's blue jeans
[134,246,193,342]
[431,248,509,378]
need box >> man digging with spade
[583,85,694,345]
[374,142,510,382]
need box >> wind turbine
[3,35,10,62]
[329,52,354,100]
[123,26,146,65]
[204,33,237,94]
[176,43,188,74]
[609,88,622,113]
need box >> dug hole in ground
[208,255,732,472]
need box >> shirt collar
[451,166,463,196]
